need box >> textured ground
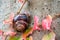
[0,0,60,40]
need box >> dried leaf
[29,36,33,40]
[9,36,21,40]
[42,32,56,40]
[26,36,33,40]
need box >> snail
[13,13,31,32]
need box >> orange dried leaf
[29,36,33,40]
[22,27,33,40]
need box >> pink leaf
[1,31,16,40]
[3,12,14,24]
[42,15,52,30]
[9,32,16,36]
[4,31,16,36]
[18,0,24,3]
[0,30,3,36]
[2,36,6,40]
[0,30,5,40]
[9,13,14,21]
[33,16,40,31]
[3,20,11,24]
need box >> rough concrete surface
[0,0,60,40]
